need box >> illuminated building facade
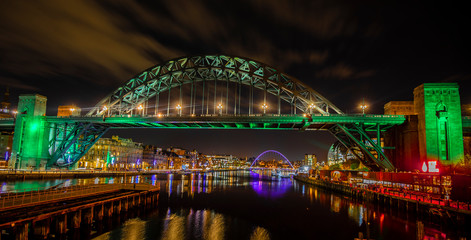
[304,154,317,167]
[77,136,143,170]
[57,105,81,117]
[384,101,415,115]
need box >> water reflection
[2,170,467,239]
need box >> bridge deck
[45,114,407,130]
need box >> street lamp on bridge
[137,104,143,115]
[176,104,182,116]
[360,99,368,115]
[262,103,268,114]
[217,103,223,115]
[308,103,315,114]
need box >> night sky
[1,1,470,162]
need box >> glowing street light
[262,103,268,114]
[359,98,368,115]
[70,108,75,112]
[217,103,223,115]
[360,104,368,115]
[176,104,182,116]
[308,103,315,114]
[137,104,144,115]
[102,106,108,111]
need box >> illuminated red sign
[421,160,439,173]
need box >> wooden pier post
[82,207,94,227]
[33,219,51,239]
[94,204,104,222]
[55,214,67,236]
[15,223,29,240]
[70,210,81,229]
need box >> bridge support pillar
[9,94,49,170]
[414,83,464,167]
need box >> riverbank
[294,175,471,226]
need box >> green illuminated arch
[87,55,343,116]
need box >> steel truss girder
[47,122,109,168]
[329,123,395,171]
[87,55,343,116]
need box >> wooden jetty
[0,183,159,239]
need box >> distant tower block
[9,94,49,169]
[414,83,464,165]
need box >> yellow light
[217,103,223,109]
[157,113,162,118]
[103,106,108,111]
[137,105,143,110]
[70,108,75,112]
[176,104,182,110]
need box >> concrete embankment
[294,175,471,227]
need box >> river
[1,170,468,239]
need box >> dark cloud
[316,63,375,80]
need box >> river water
[1,170,468,239]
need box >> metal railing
[0,183,158,209]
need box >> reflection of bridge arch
[250,150,294,169]
[87,55,342,116]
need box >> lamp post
[308,104,315,114]
[176,104,182,116]
[360,99,368,115]
[217,103,223,115]
[262,103,268,114]
[137,105,143,116]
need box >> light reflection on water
[1,170,467,239]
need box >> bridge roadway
[0,183,159,239]
[1,114,405,130]
[2,114,468,131]
[48,114,406,130]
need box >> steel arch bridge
[250,150,295,169]
[5,55,409,171]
